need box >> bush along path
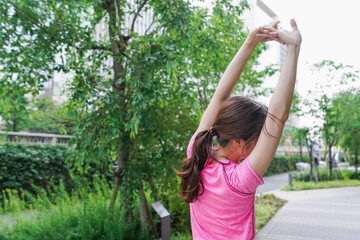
[282,168,360,191]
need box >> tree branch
[130,0,149,32]
[144,17,154,35]
[91,44,111,51]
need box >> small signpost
[151,201,170,240]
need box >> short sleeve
[225,158,264,194]
[186,133,197,159]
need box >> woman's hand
[246,21,285,47]
[257,19,302,47]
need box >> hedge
[263,154,309,176]
[0,143,113,203]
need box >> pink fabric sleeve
[186,133,197,159]
[226,158,264,194]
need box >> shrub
[0,143,113,204]
[291,168,360,182]
[0,177,146,240]
[264,154,309,176]
[282,179,360,191]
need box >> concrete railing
[276,145,308,155]
[0,131,73,147]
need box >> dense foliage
[263,154,308,176]
[292,168,360,182]
[0,177,145,240]
[0,143,112,204]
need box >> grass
[282,179,360,191]
[0,178,286,240]
[255,194,287,232]
[0,176,145,240]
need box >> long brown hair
[177,96,273,203]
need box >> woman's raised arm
[248,19,302,178]
[195,22,282,136]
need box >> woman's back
[187,134,264,240]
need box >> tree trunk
[106,0,130,215]
[148,177,159,202]
[328,144,333,179]
[309,145,313,181]
[355,152,359,173]
[109,139,128,213]
[139,187,159,239]
[306,139,313,181]
[323,146,328,163]
[109,177,121,213]
[299,141,303,161]
[12,118,17,132]
[139,188,148,239]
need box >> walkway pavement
[256,172,290,194]
[255,186,360,240]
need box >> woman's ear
[233,139,245,149]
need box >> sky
[192,0,360,127]
[265,0,360,96]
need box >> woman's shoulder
[223,158,264,194]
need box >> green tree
[25,96,77,134]
[0,87,29,132]
[335,90,360,172]
[293,127,307,162]
[310,60,359,179]
[319,94,341,179]
[1,0,276,235]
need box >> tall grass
[0,176,145,240]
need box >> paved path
[255,186,360,240]
[256,172,290,194]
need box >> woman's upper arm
[195,95,224,135]
[247,115,285,178]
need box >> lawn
[282,179,360,191]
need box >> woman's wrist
[286,43,301,55]
[243,37,258,49]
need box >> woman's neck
[213,145,241,164]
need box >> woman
[177,19,302,239]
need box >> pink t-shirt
[187,133,264,240]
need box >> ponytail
[177,96,274,203]
[176,129,214,203]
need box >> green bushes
[0,177,145,240]
[264,154,309,176]
[0,143,71,191]
[0,143,113,204]
[282,180,360,191]
[292,168,360,182]
[283,168,360,191]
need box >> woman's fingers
[290,18,298,31]
[271,20,280,29]
[263,26,277,32]
[261,38,285,45]
[256,32,278,38]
